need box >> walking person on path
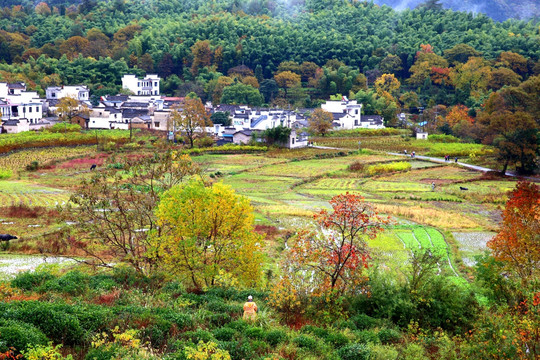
[243,295,258,321]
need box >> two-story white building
[46,85,90,102]
[121,74,160,96]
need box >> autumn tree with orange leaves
[487,182,540,284]
[285,193,388,295]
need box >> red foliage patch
[254,225,279,239]
[58,153,109,169]
[94,290,121,306]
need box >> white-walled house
[88,106,123,129]
[122,74,160,96]
[287,129,309,149]
[2,118,29,133]
[46,85,89,102]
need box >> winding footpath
[310,145,539,182]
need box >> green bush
[41,270,89,296]
[141,318,172,348]
[212,327,236,341]
[0,168,13,179]
[181,329,214,344]
[162,312,193,331]
[0,301,84,345]
[26,160,39,171]
[337,343,371,360]
[326,332,350,348]
[48,123,82,133]
[356,330,380,344]
[208,312,232,327]
[350,314,377,330]
[369,344,399,360]
[84,346,118,360]
[377,328,401,344]
[244,326,266,340]
[265,329,287,346]
[219,340,254,359]
[12,271,54,291]
[428,134,461,143]
[0,319,48,353]
[293,334,318,350]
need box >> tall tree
[487,182,539,284]
[154,181,264,290]
[283,193,388,295]
[308,108,333,136]
[171,98,211,148]
[61,152,199,275]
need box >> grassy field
[0,134,521,276]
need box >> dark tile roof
[104,95,129,102]
[122,102,149,108]
[122,109,149,119]
[8,83,25,89]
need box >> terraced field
[0,181,69,207]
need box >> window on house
[355,109,358,114]
[52,93,55,98]
[36,107,39,112]
[154,82,157,87]
[354,120,358,126]
[292,138,295,144]
[29,107,32,113]
[155,122,160,127]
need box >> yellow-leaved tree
[154,181,263,290]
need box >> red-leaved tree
[286,193,389,295]
[487,181,540,284]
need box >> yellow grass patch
[376,204,480,229]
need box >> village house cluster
[0,74,386,147]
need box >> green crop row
[366,162,411,176]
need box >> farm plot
[394,226,457,275]
[0,181,68,207]
[0,146,98,173]
[255,157,353,178]
[192,154,284,173]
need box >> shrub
[26,160,39,171]
[208,312,232,327]
[84,346,118,360]
[219,340,254,359]
[293,334,318,350]
[265,329,287,347]
[377,328,401,344]
[0,169,12,179]
[0,301,84,345]
[369,344,399,360]
[162,313,193,331]
[12,271,54,291]
[337,343,371,360]
[348,161,364,172]
[141,318,172,348]
[356,330,380,344]
[212,327,236,342]
[350,314,377,330]
[326,332,350,348]
[23,343,73,360]
[48,123,81,133]
[41,270,89,296]
[244,327,266,340]
[0,319,48,353]
[181,329,214,344]
[402,343,429,360]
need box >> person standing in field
[243,295,258,321]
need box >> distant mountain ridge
[373,0,540,22]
